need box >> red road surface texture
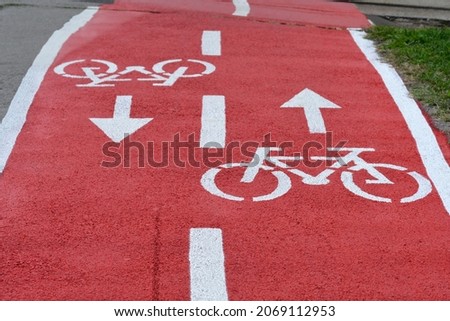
[1,0,450,300]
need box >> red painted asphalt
[109,0,370,28]
[1,1,449,300]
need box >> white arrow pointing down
[90,95,152,143]
[281,88,341,134]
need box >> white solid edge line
[232,0,250,17]
[189,228,228,301]
[200,95,226,148]
[0,7,99,173]
[349,29,450,215]
[202,31,222,56]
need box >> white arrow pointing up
[90,95,152,143]
[281,88,341,134]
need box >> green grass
[366,26,450,122]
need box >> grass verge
[366,26,450,126]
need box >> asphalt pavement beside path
[0,1,112,120]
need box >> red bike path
[1,0,450,300]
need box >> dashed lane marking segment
[0,7,99,173]
[189,228,228,301]
[202,31,222,56]
[350,29,450,215]
[232,0,251,17]
[200,95,226,148]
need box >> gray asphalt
[0,0,113,121]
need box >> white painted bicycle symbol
[54,58,216,87]
[201,147,432,203]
